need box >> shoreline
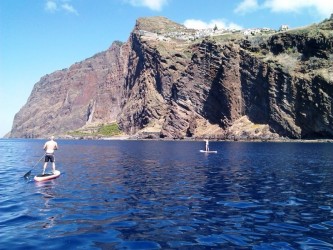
[3,136,332,143]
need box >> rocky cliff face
[10,41,129,138]
[9,16,333,139]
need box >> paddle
[23,153,46,179]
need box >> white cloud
[263,0,333,17]
[234,0,333,18]
[126,0,168,11]
[184,19,243,30]
[61,3,79,15]
[45,0,57,12]
[44,0,78,15]
[234,0,259,14]
[183,19,208,30]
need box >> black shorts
[45,154,55,162]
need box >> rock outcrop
[9,16,333,140]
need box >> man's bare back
[44,140,58,154]
[44,135,58,154]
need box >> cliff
[9,16,333,140]
[10,41,129,138]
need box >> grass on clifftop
[67,123,122,138]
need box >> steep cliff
[9,16,333,139]
[10,41,129,138]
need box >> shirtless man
[43,136,58,175]
[205,139,209,151]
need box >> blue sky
[1,0,332,137]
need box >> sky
[1,0,333,137]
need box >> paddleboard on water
[34,170,61,182]
[200,150,217,153]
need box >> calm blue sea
[0,139,333,250]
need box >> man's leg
[42,162,47,175]
[52,162,56,174]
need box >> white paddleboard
[200,150,217,153]
[34,170,61,182]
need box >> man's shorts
[45,154,55,162]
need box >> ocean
[1,139,333,249]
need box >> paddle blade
[24,170,32,179]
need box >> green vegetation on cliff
[67,123,121,138]
[97,123,121,136]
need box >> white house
[279,25,289,31]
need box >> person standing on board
[205,139,209,151]
[42,136,58,175]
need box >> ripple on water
[1,213,39,225]
[167,240,195,248]
[195,234,228,246]
[73,229,121,241]
[221,233,250,246]
[309,224,329,230]
[319,205,332,211]
[253,241,295,250]
[117,240,161,249]
[0,202,23,222]
[322,221,333,227]
[255,209,274,214]
[272,199,303,206]
[268,222,310,232]
[250,211,271,218]
[109,220,137,228]
[296,237,333,249]
[217,201,261,209]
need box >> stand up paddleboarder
[42,136,58,175]
[205,139,209,151]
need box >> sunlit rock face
[10,16,333,140]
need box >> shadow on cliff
[202,66,231,128]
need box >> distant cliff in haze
[9,15,333,140]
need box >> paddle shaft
[24,153,46,178]
[33,153,46,168]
